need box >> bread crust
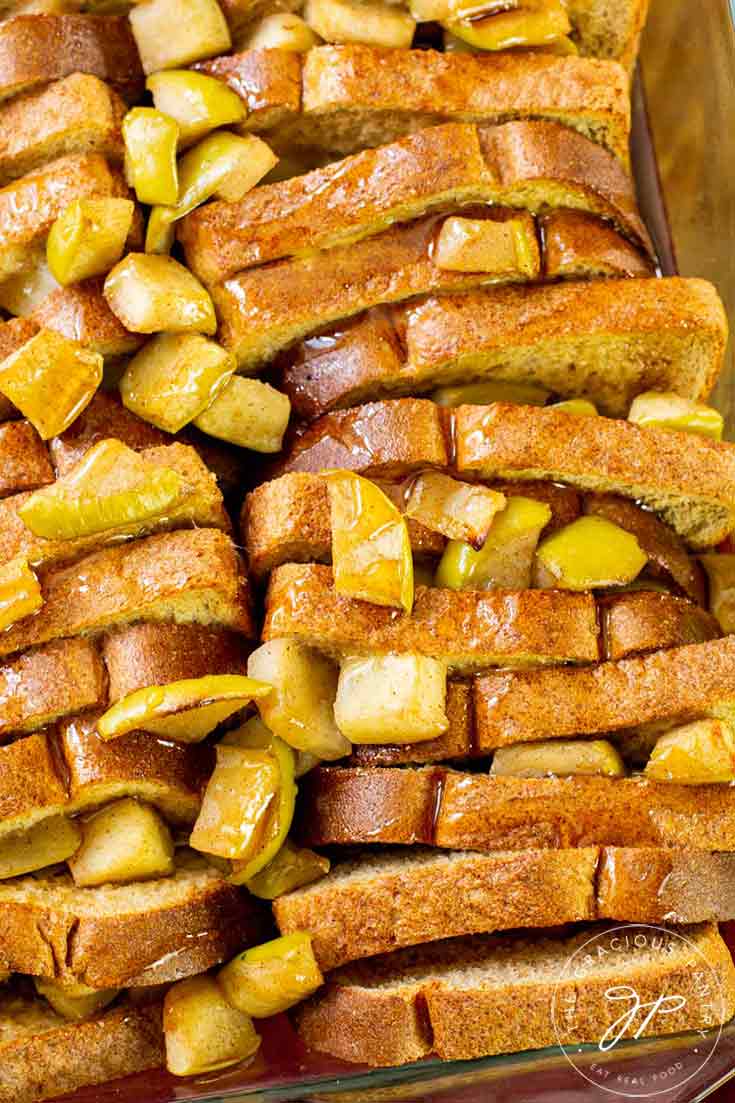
[49,391,169,475]
[0,997,163,1103]
[0,638,105,742]
[264,562,600,669]
[277,278,728,419]
[600,591,720,660]
[0,14,143,103]
[0,528,254,658]
[31,278,143,358]
[179,119,650,287]
[598,848,735,924]
[0,421,53,499]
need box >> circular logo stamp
[551,924,727,1099]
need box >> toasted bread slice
[214,208,651,370]
[600,590,719,661]
[296,921,734,1066]
[179,120,650,287]
[0,639,105,742]
[299,767,735,852]
[0,421,53,498]
[30,278,144,358]
[264,562,600,669]
[0,153,130,282]
[0,442,230,571]
[0,856,263,987]
[201,46,630,162]
[0,14,143,103]
[0,528,253,659]
[0,989,163,1103]
[274,846,735,972]
[278,278,728,420]
[0,73,125,187]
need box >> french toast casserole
[1,0,735,1098]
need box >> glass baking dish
[58,1,735,1099]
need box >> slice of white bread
[0,855,263,988]
[0,14,143,103]
[213,209,652,371]
[0,527,254,659]
[0,73,125,187]
[200,46,630,161]
[179,119,651,287]
[277,278,728,420]
[298,764,735,852]
[295,921,734,1066]
[0,442,230,571]
[0,988,163,1103]
[271,398,735,548]
[274,847,735,971]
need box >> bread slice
[568,0,651,71]
[214,208,651,371]
[0,153,130,282]
[0,989,163,1103]
[179,119,650,288]
[600,591,719,661]
[0,442,230,571]
[277,277,728,420]
[30,277,144,358]
[0,638,105,742]
[201,46,630,162]
[0,421,53,498]
[0,73,125,187]
[0,14,144,103]
[298,766,735,853]
[0,528,254,659]
[295,921,734,1066]
[0,856,263,987]
[263,562,600,669]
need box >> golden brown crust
[0,153,129,282]
[197,46,302,132]
[0,733,68,837]
[264,563,600,669]
[0,997,164,1103]
[179,119,649,288]
[31,278,143,358]
[274,848,599,971]
[102,622,248,700]
[0,864,263,988]
[598,848,735,924]
[0,74,126,188]
[49,391,169,475]
[348,681,475,768]
[0,638,105,743]
[0,14,143,103]
[0,421,53,498]
[542,208,652,278]
[474,635,735,749]
[278,278,728,419]
[600,591,720,661]
[0,528,254,658]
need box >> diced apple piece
[645,718,735,784]
[0,251,59,316]
[120,332,235,433]
[432,380,550,406]
[433,215,539,277]
[445,0,570,52]
[98,675,271,742]
[130,0,231,74]
[534,516,647,591]
[104,254,216,335]
[241,12,321,50]
[491,739,626,779]
[405,472,505,549]
[164,976,260,1077]
[47,198,135,286]
[35,977,118,1021]
[335,654,448,743]
[168,132,279,221]
[247,639,351,760]
[436,496,551,590]
[145,206,175,255]
[147,70,246,148]
[122,108,179,207]
[628,391,724,440]
[700,554,735,633]
[194,377,290,453]
[0,557,43,631]
[325,470,413,612]
[305,0,415,47]
[68,798,174,887]
[218,933,323,1017]
[550,399,598,417]
[0,815,81,879]
[0,328,101,439]
[245,839,330,899]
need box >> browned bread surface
[568,0,651,70]
[296,921,734,1066]
[0,14,143,102]
[49,391,169,475]
[600,591,720,660]
[0,859,261,987]
[179,119,650,287]
[0,528,253,658]
[0,73,126,187]
[264,563,600,669]
[278,278,727,420]
[0,421,53,498]
[598,849,735,924]
[0,994,163,1103]
[0,638,105,743]
[197,46,302,132]
[30,277,144,358]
